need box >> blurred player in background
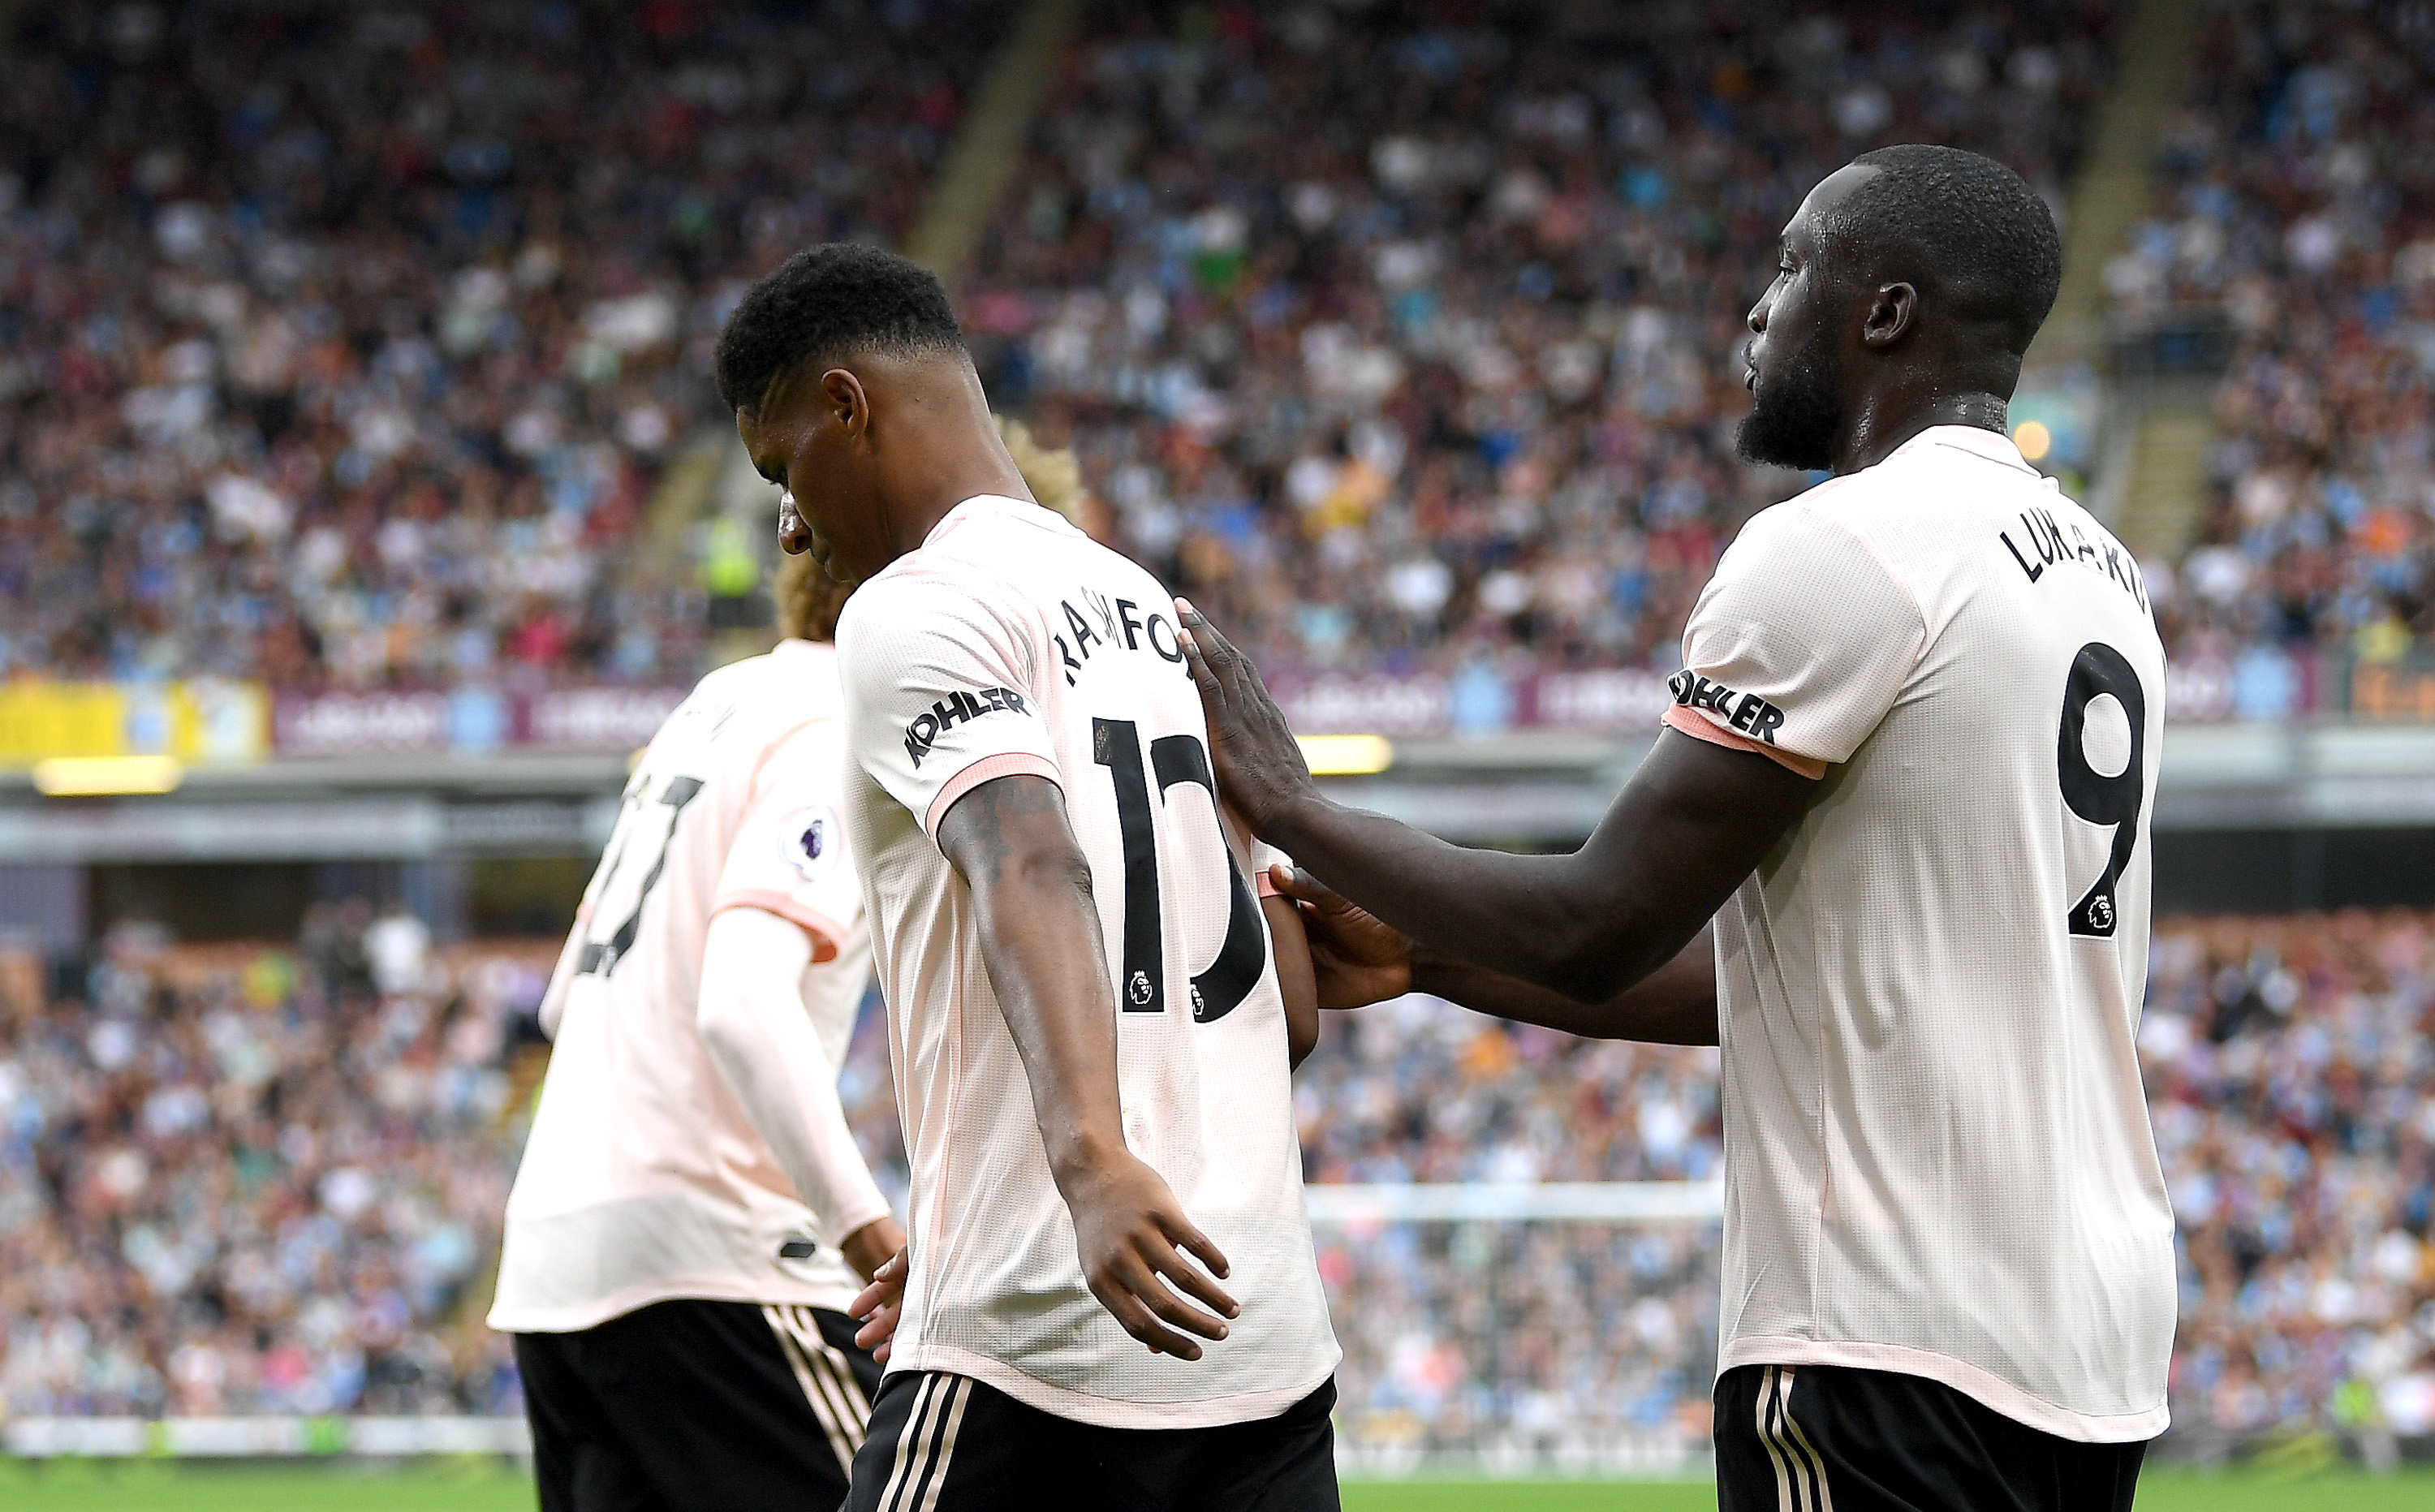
[488,536,903,1511]
[1183,146,2172,1512]
[721,243,1333,1510]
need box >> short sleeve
[1248,840,1291,898]
[838,567,1062,839]
[709,717,864,960]
[1668,502,1925,778]
[1217,799,1291,898]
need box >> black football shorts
[841,1370,1339,1512]
[1715,1362,2148,1512]
[515,1298,882,1512]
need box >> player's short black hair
[1826,144,2062,358]
[713,243,965,417]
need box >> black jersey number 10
[2057,642,2147,938]
[1093,717,1267,1022]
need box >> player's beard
[1735,322,1843,472]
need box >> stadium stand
[0,913,545,1417]
[9,0,2435,1480]
[8,911,2432,1454]
[2144,912,2435,1458]
[2109,1,2435,713]
[0,2,1002,691]
[959,2,2118,681]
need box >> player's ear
[1861,282,1916,349]
[821,367,871,442]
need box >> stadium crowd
[966,1,2118,680]
[2144,911,2435,1454]
[0,1,998,691]
[15,0,2427,709]
[4,2,2428,711]
[1289,911,2435,1457]
[2112,0,2435,697]
[12,906,2431,1459]
[0,2,2136,701]
[0,911,545,1418]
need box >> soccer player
[489,549,906,1511]
[718,243,1338,1511]
[1182,146,2174,1510]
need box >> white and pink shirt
[1674,427,2175,1442]
[837,495,1338,1429]
[490,640,890,1332]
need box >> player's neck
[867,358,1041,568]
[1833,390,2009,476]
[885,451,1036,559]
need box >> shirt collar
[921,493,1070,549]
[1890,424,2038,475]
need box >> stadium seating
[0,2,1002,691]
[963,2,2118,679]
[8,910,2430,1450]
[2114,1,2435,696]
[0,917,547,1416]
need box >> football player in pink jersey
[1184,147,2172,1512]
[724,243,1337,1510]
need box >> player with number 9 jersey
[1669,424,2176,1442]
[837,493,1340,1428]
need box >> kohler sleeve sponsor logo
[1667,669,1787,745]
[903,687,1029,769]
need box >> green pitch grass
[1341,1475,2435,1510]
[3,1462,2434,1510]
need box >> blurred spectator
[6,907,2431,1451]
[2142,912,2435,1454]
[2119,2,2435,673]
[0,913,548,1417]
[971,2,2115,685]
[0,2,1001,691]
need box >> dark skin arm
[933,773,1239,1360]
[1178,601,1817,1015]
[1231,794,1321,1066]
[1273,866,1721,1045]
[1265,893,1321,1067]
[855,814,1317,1365]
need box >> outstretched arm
[1179,601,1814,1008]
[1274,866,1718,1045]
[1416,930,1717,1045]
[934,773,1240,1360]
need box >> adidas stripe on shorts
[515,1298,881,1512]
[842,1371,1339,1512]
[1714,1363,2146,1512]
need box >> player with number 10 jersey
[835,493,1339,1426]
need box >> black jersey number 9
[2056,642,2147,938]
[1093,717,1267,1022]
